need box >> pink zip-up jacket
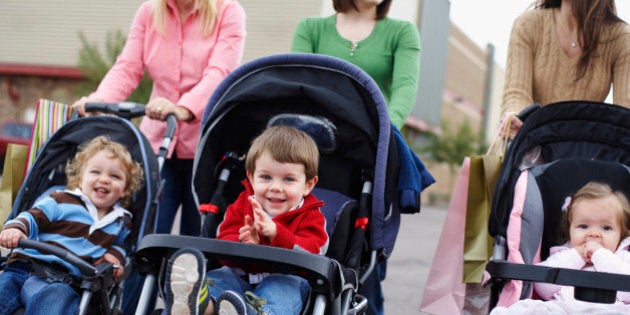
[535,237,630,304]
[91,0,246,159]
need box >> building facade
[0,0,503,201]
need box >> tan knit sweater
[501,8,630,115]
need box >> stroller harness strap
[31,259,80,290]
[355,217,369,230]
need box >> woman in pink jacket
[72,0,246,237]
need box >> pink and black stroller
[133,53,435,315]
[485,101,630,311]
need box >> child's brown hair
[562,182,630,242]
[245,126,319,180]
[65,136,143,207]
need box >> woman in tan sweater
[502,0,630,136]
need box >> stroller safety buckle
[354,217,368,230]
[199,204,220,214]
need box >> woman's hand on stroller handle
[146,97,193,122]
[71,96,105,117]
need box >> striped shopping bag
[25,99,74,172]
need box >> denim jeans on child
[0,262,79,315]
[207,266,310,314]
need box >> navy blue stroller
[134,53,434,314]
[485,101,630,310]
[1,103,175,315]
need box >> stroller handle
[516,103,542,122]
[84,102,147,120]
[17,239,97,276]
[80,102,177,165]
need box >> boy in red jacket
[164,125,328,315]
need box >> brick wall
[0,76,81,123]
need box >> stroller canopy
[193,53,412,254]
[490,101,630,239]
[12,116,160,250]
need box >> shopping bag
[26,99,74,172]
[0,144,28,224]
[419,158,470,314]
[463,155,501,282]
[463,118,511,283]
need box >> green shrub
[74,30,152,104]
[419,119,482,172]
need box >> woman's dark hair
[333,0,392,20]
[535,0,625,80]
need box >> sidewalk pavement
[382,204,447,314]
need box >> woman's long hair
[536,0,625,80]
[333,0,392,20]
[152,0,218,37]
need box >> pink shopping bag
[419,157,469,314]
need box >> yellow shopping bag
[0,143,28,224]
[463,117,511,283]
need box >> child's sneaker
[164,248,207,315]
[216,290,263,315]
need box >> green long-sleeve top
[291,14,420,129]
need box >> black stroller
[485,101,630,311]
[134,53,435,315]
[1,103,175,315]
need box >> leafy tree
[419,119,482,172]
[74,30,152,103]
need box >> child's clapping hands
[239,196,278,244]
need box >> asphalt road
[382,205,447,314]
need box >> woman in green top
[291,0,421,130]
[292,2,420,314]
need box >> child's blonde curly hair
[65,136,143,207]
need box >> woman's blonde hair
[66,136,144,208]
[152,0,218,37]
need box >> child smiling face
[79,150,128,214]
[247,152,317,217]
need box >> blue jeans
[206,267,309,315]
[358,260,386,315]
[156,158,199,236]
[0,262,79,315]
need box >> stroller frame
[486,101,630,310]
[135,53,433,315]
[2,103,176,315]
